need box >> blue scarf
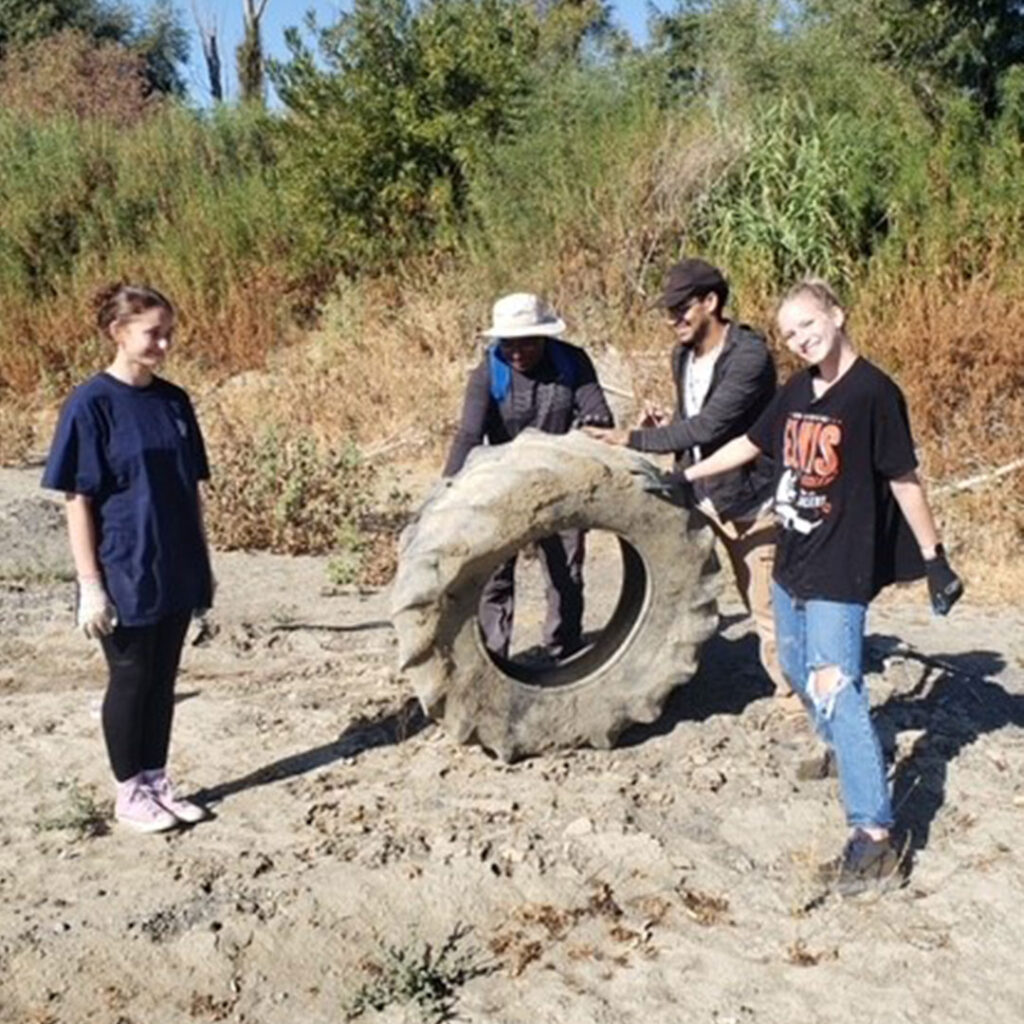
[487,340,577,402]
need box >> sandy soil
[0,464,1022,1024]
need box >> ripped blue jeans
[772,582,893,829]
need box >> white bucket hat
[481,292,566,339]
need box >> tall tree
[237,0,270,104]
[0,0,131,54]
[270,0,539,272]
[532,0,618,62]
[0,0,189,96]
[806,0,1024,114]
[134,0,189,96]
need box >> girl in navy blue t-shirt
[43,283,214,833]
[684,278,963,895]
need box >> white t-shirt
[685,336,773,525]
[684,347,718,463]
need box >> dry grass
[785,938,839,966]
[851,273,1024,600]
[0,393,38,465]
[0,30,154,125]
[540,115,740,331]
[198,268,477,455]
[0,266,294,434]
[489,883,631,972]
[141,268,1024,595]
[853,273,1024,480]
[676,885,732,927]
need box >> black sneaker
[817,829,905,896]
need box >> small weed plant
[36,779,109,839]
[345,923,494,1023]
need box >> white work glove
[77,578,118,639]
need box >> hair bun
[93,282,125,314]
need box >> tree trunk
[191,2,223,102]
[237,0,270,105]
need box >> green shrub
[203,421,411,584]
[692,95,904,288]
[36,779,109,840]
[205,427,372,554]
[269,0,540,278]
[876,75,1024,281]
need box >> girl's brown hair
[94,283,175,334]
[778,277,845,316]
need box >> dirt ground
[0,462,1022,1024]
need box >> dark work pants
[98,612,192,782]
[478,530,584,659]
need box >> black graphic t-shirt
[747,357,925,604]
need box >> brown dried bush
[853,275,1024,480]
[0,30,153,125]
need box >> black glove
[924,544,963,616]
[662,468,696,507]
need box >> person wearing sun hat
[443,292,614,661]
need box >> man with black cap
[586,259,792,702]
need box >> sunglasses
[499,336,545,349]
[666,297,701,323]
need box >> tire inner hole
[479,530,650,688]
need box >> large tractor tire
[389,429,721,761]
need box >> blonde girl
[684,279,962,893]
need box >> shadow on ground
[192,696,429,806]
[869,636,1024,864]
[618,627,776,746]
[618,628,1024,874]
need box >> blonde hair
[778,277,845,317]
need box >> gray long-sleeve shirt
[627,322,776,521]
[444,341,613,477]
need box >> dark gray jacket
[444,341,613,477]
[627,322,776,521]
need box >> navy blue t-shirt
[42,372,213,626]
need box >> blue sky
[169,1,657,103]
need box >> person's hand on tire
[635,402,669,429]
[924,545,964,616]
[582,424,629,445]
[77,577,118,638]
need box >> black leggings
[99,612,191,782]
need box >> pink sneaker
[115,778,179,833]
[143,771,207,825]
